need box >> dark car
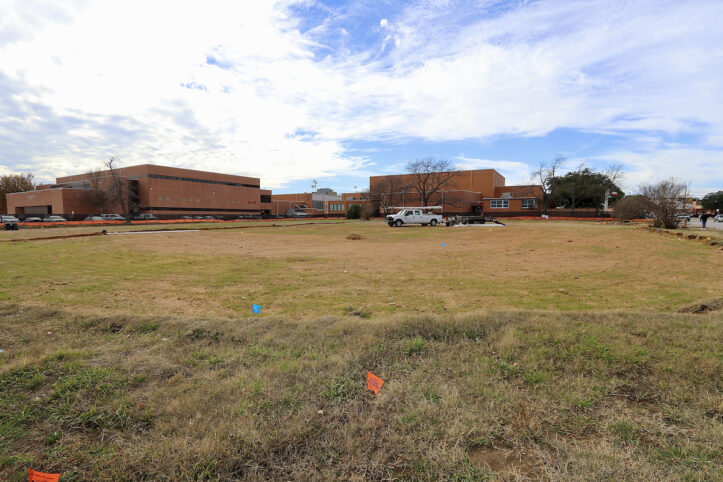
[2,215,20,230]
[23,217,42,222]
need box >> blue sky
[1,0,721,197]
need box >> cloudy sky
[1,0,721,196]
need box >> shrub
[613,195,647,221]
[639,179,687,229]
[346,204,362,219]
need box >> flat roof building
[270,189,367,216]
[369,169,542,216]
[7,164,272,218]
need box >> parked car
[2,215,20,230]
[180,215,193,220]
[675,213,691,222]
[23,217,42,222]
[84,215,104,221]
[135,214,158,221]
[714,214,723,222]
[42,215,67,222]
[100,214,126,221]
[286,209,312,218]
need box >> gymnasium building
[6,164,272,218]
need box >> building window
[329,203,345,211]
[490,199,509,209]
[521,199,537,209]
[260,194,271,203]
[147,173,259,188]
[313,200,324,210]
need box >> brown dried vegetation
[0,221,721,480]
[0,304,721,480]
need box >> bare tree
[104,156,133,218]
[532,157,566,214]
[368,176,409,215]
[613,195,648,221]
[0,173,34,213]
[84,168,109,214]
[640,179,687,229]
[406,158,459,207]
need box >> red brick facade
[7,164,271,218]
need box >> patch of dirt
[678,298,723,314]
[608,383,661,404]
[345,233,362,240]
[469,447,538,476]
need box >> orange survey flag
[28,469,60,482]
[367,371,384,395]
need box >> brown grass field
[0,220,721,480]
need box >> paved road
[682,217,722,229]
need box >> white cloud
[453,156,534,186]
[0,0,721,191]
[590,147,723,196]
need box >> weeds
[0,301,721,480]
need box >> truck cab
[386,207,442,227]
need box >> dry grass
[0,304,720,480]
[1,221,721,319]
[1,221,721,480]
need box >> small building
[271,189,367,216]
[7,164,272,219]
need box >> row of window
[157,197,263,206]
[147,173,259,189]
[489,199,537,209]
[329,203,346,212]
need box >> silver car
[101,214,126,221]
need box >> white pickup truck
[386,208,443,227]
